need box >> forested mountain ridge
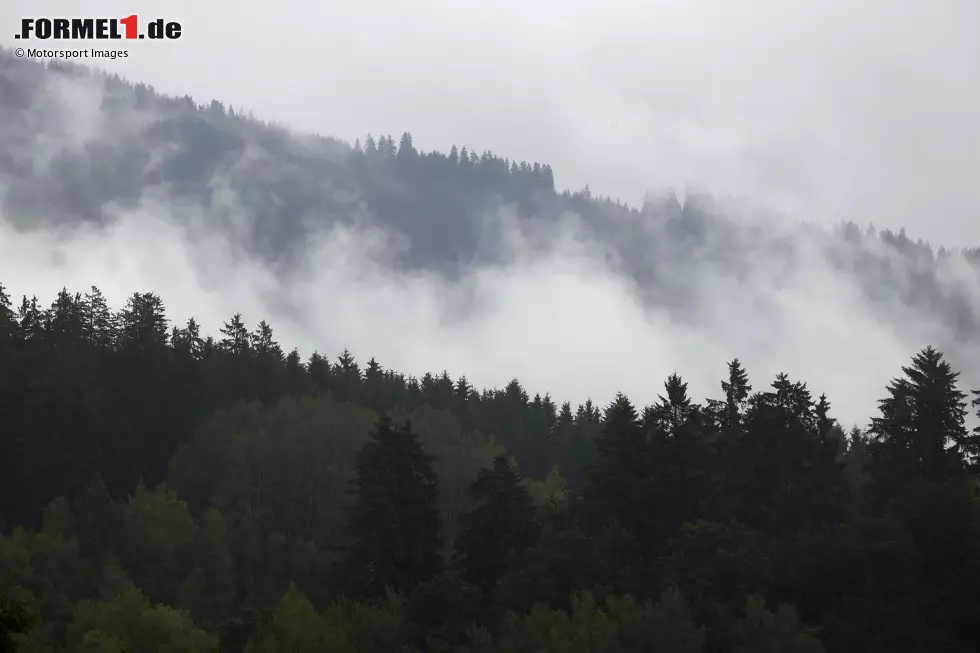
[2,46,980,341]
[3,45,980,652]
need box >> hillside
[2,46,980,653]
[2,47,979,341]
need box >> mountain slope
[1,46,979,342]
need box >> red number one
[120,14,138,39]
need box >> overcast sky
[3,0,979,244]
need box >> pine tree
[454,455,537,601]
[82,286,116,349]
[283,348,310,397]
[250,320,285,403]
[815,394,833,438]
[650,373,693,433]
[117,292,168,351]
[720,359,752,429]
[541,164,555,191]
[0,282,17,341]
[587,394,647,532]
[334,349,361,401]
[219,313,250,355]
[47,288,84,345]
[456,376,481,433]
[250,320,282,358]
[18,295,46,340]
[307,351,332,392]
[397,131,417,162]
[341,417,442,598]
[869,346,970,483]
[363,357,385,413]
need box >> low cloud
[3,48,980,431]
[2,185,966,430]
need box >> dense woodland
[2,282,980,652]
[3,46,980,651]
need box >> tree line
[2,282,980,651]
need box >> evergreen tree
[116,292,168,351]
[397,131,417,162]
[587,394,647,534]
[649,373,693,433]
[334,349,362,401]
[341,417,442,598]
[82,286,116,349]
[0,283,15,340]
[363,358,385,413]
[219,313,250,355]
[307,351,332,391]
[454,456,537,604]
[718,359,751,429]
[869,346,971,484]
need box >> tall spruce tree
[869,346,970,484]
[454,456,537,601]
[587,393,648,535]
[341,416,442,598]
[718,359,752,429]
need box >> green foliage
[3,278,980,652]
[482,588,704,653]
[244,584,353,653]
[323,590,416,652]
[523,466,569,507]
[0,596,37,652]
[167,396,379,551]
[454,456,537,600]
[391,405,504,537]
[176,508,237,630]
[66,588,215,652]
[732,595,824,653]
[607,588,706,653]
[340,417,443,598]
[118,485,196,606]
[870,346,974,486]
[588,394,647,533]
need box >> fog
[0,179,965,429]
[2,0,980,428]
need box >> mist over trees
[3,47,980,652]
[2,47,980,343]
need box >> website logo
[15,16,182,41]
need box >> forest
[3,46,980,652]
[1,283,979,652]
